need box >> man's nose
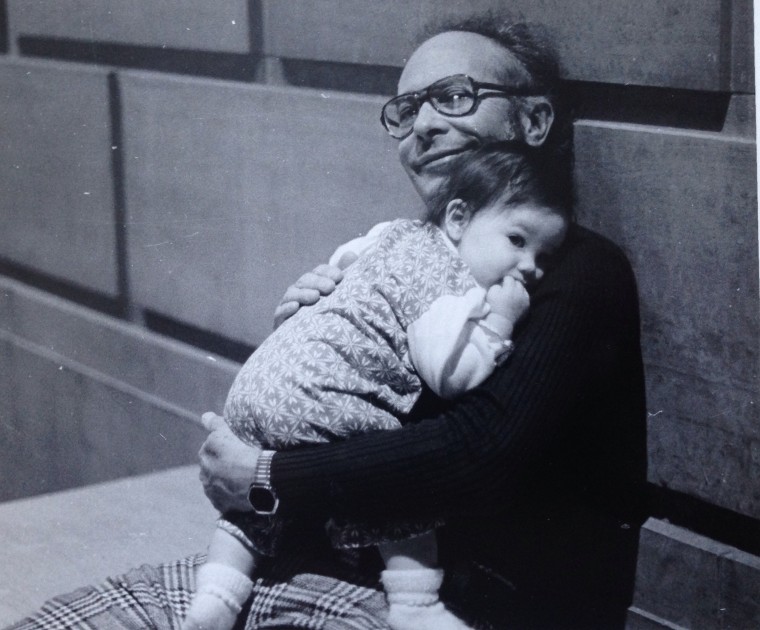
[412,100,445,137]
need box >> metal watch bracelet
[247,450,278,515]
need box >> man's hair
[420,14,574,203]
[425,143,574,226]
[420,16,561,97]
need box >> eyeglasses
[380,74,542,139]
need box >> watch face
[248,485,278,515]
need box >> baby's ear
[443,199,471,243]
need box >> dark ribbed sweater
[272,222,646,512]
[271,224,646,610]
[270,223,647,625]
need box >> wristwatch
[247,450,279,515]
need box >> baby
[184,145,569,630]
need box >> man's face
[397,31,524,202]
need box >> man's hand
[198,412,262,513]
[273,263,345,329]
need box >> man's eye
[433,87,473,112]
[396,101,417,122]
[437,87,468,102]
[509,235,526,247]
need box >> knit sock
[182,562,253,630]
[381,568,474,630]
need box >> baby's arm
[408,279,528,399]
[182,526,256,630]
[483,276,530,338]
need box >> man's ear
[518,98,554,147]
[443,199,471,244]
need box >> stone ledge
[627,517,760,629]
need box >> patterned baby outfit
[223,219,511,551]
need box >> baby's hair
[425,142,574,226]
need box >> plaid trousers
[7,537,498,630]
[6,550,391,630]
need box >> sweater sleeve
[407,286,513,399]
[271,229,643,522]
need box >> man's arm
[268,228,644,522]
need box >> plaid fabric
[7,544,497,629]
[6,555,202,630]
[245,573,387,629]
[6,550,391,630]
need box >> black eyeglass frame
[380,74,544,139]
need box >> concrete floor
[0,465,217,626]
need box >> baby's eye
[508,234,526,248]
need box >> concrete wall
[0,2,756,627]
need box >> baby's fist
[486,277,530,326]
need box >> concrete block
[648,414,760,519]
[574,121,759,516]
[722,95,756,137]
[120,72,419,345]
[0,276,239,416]
[0,277,237,502]
[627,607,689,630]
[0,466,216,626]
[0,59,118,296]
[0,332,208,502]
[7,0,252,53]
[263,0,730,91]
[730,0,755,93]
[627,518,760,629]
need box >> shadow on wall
[16,36,402,97]
[570,82,730,131]
[18,37,260,81]
[0,1,6,54]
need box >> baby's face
[457,202,567,289]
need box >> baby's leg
[182,526,258,630]
[379,532,474,630]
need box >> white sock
[381,568,474,630]
[182,563,253,630]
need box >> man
[12,17,646,630]
[200,18,647,629]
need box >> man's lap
[5,551,391,630]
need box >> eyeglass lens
[382,76,476,138]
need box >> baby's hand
[486,277,530,334]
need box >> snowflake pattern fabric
[225,219,477,449]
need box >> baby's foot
[387,601,473,630]
[382,568,474,630]
[182,592,239,630]
[182,562,253,630]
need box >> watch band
[253,450,275,486]
[247,450,279,516]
